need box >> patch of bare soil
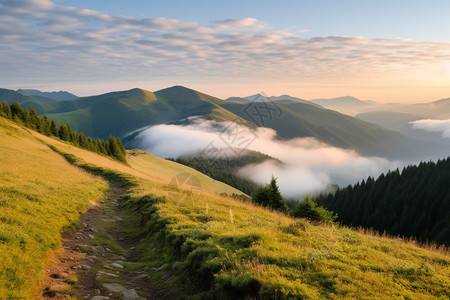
[35,184,160,300]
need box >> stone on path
[96,271,119,279]
[102,283,127,293]
[122,288,146,300]
[172,261,182,270]
[134,273,149,280]
[152,263,168,272]
[110,262,123,268]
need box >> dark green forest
[0,101,127,163]
[316,158,450,246]
[168,151,280,195]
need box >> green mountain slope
[221,100,420,158]
[0,88,53,112]
[1,86,427,158]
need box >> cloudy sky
[1,0,450,102]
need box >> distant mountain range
[0,86,447,160]
[310,96,375,107]
[225,93,320,107]
[17,89,78,101]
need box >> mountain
[1,86,436,159]
[311,96,374,106]
[358,98,450,121]
[220,99,431,159]
[2,115,449,299]
[17,89,78,101]
[226,93,320,107]
[316,157,450,246]
[0,88,53,112]
[42,86,251,140]
[356,99,450,145]
[310,96,376,115]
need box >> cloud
[1,0,450,91]
[132,119,403,198]
[410,119,450,138]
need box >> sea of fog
[130,119,416,199]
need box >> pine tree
[252,176,288,212]
[107,135,126,163]
[58,124,70,141]
[27,107,40,130]
[50,120,58,136]
[39,115,51,136]
[10,102,26,122]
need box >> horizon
[1,0,450,103]
[9,85,450,105]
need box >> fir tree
[50,120,58,136]
[252,176,288,212]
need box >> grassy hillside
[35,125,450,298]
[0,117,108,299]
[1,115,450,298]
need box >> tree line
[315,158,450,246]
[248,176,337,224]
[0,101,127,164]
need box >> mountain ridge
[0,85,442,159]
[18,89,78,101]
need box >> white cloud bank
[132,119,403,198]
[410,119,450,138]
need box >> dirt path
[36,183,157,300]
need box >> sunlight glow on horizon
[1,0,449,103]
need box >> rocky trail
[36,183,158,300]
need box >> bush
[292,196,337,223]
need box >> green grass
[0,118,108,299]
[1,115,449,299]
[46,136,450,299]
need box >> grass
[42,132,450,299]
[0,118,108,299]
[1,115,449,299]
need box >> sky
[1,0,450,102]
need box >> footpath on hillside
[36,183,159,300]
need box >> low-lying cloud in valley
[132,119,403,198]
[410,119,450,138]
